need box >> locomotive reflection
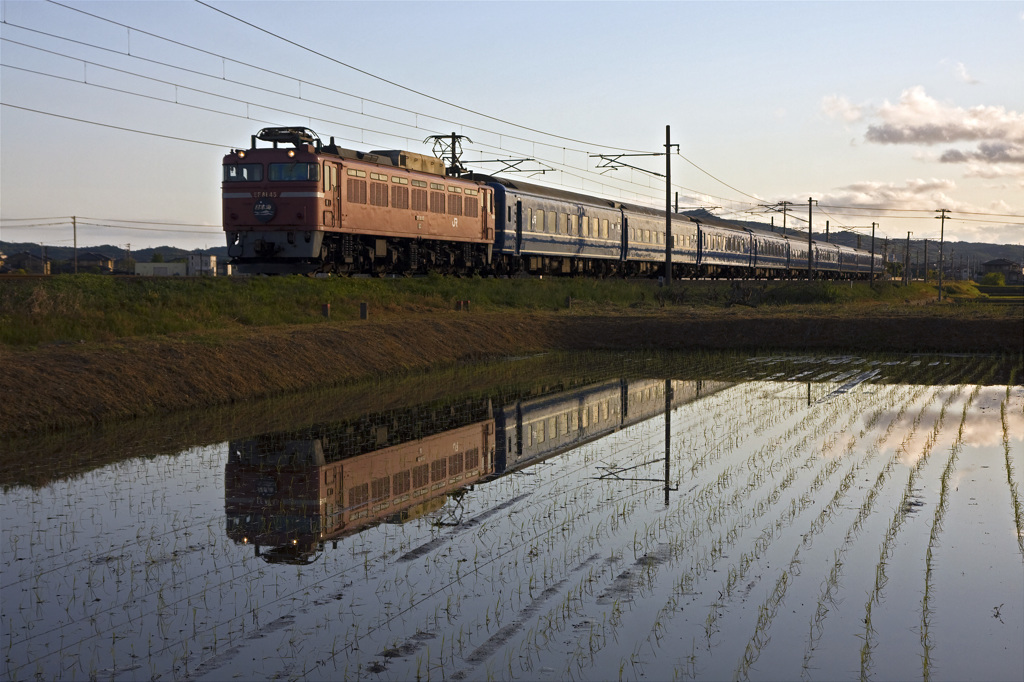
[225,398,495,563]
[227,379,729,563]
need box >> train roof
[468,173,619,209]
[471,173,775,233]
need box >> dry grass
[1,305,1021,437]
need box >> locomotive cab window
[269,162,320,181]
[224,164,263,182]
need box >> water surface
[3,352,1022,681]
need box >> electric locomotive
[223,127,495,275]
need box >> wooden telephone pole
[936,209,949,301]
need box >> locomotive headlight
[287,149,296,158]
[237,150,246,159]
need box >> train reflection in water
[226,378,730,563]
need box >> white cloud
[940,141,1024,164]
[817,178,961,212]
[954,62,980,85]
[825,87,1024,177]
[806,177,1023,244]
[865,86,1024,145]
[821,94,864,123]
[939,142,1024,179]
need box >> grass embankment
[0,275,1020,437]
[0,274,1010,346]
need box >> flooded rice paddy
[3,351,1023,681]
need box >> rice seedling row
[3,353,1021,681]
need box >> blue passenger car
[620,203,699,276]
[836,244,866,278]
[814,242,841,277]
[751,232,790,278]
[696,223,754,278]
[482,176,622,275]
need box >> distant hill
[2,229,1020,272]
[0,242,229,265]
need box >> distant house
[187,253,217,276]
[980,258,1023,284]
[6,251,50,275]
[78,252,114,273]
[135,262,187,276]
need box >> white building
[135,253,220,277]
[187,254,217,276]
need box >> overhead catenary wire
[42,0,641,155]
[1,1,1017,243]
[18,2,766,209]
[0,102,229,148]
[0,36,715,211]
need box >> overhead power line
[43,0,767,204]
[1,27,708,209]
[0,102,228,147]
[48,0,639,154]
[75,221,221,234]
[9,2,1019,227]
[191,0,651,154]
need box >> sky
[1,0,1022,253]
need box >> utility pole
[665,125,678,286]
[592,127,676,284]
[762,201,792,235]
[923,239,928,283]
[807,197,817,281]
[936,209,949,301]
[72,216,78,274]
[883,238,889,279]
[870,222,877,283]
[826,220,830,243]
[904,232,913,285]
[126,243,131,275]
